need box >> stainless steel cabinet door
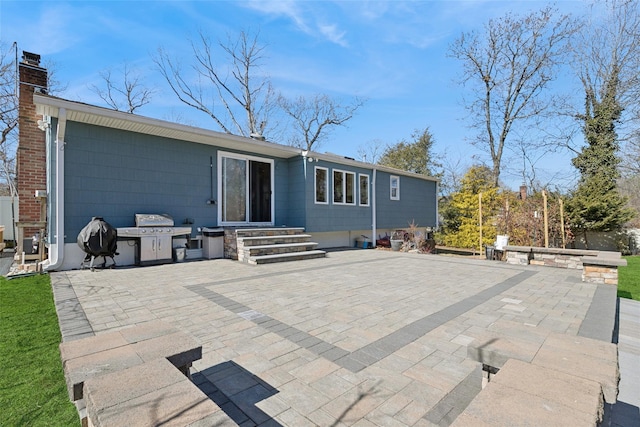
[139,236,156,262]
[156,234,172,260]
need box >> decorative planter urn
[390,239,403,251]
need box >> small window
[390,175,400,200]
[333,169,356,205]
[315,167,328,204]
[359,174,370,206]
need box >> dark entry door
[250,160,271,223]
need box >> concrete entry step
[239,234,313,246]
[236,227,305,238]
[235,227,326,264]
[246,242,319,256]
[248,250,327,265]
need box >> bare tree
[439,152,468,196]
[90,64,154,113]
[278,93,364,151]
[449,7,577,186]
[0,46,66,195]
[154,30,276,138]
[0,44,18,196]
[621,134,640,176]
[0,48,17,143]
[571,0,640,154]
[356,138,386,164]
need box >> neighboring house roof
[33,93,438,182]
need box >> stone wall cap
[504,245,599,256]
[581,256,627,267]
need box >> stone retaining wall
[582,265,619,285]
[223,229,237,260]
[504,245,626,286]
[504,246,599,269]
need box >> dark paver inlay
[187,270,537,372]
[578,283,617,342]
[424,364,482,426]
[51,274,94,342]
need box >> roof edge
[33,93,302,157]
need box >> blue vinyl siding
[303,160,373,233]
[62,122,291,242]
[285,157,306,227]
[273,157,291,227]
[59,121,436,243]
[375,171,437,229]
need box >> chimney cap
[22,51,41,67]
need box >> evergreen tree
[567,67,634,244]
[378,128,441,177]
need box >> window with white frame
[390,175,400,200]
[333,169,356,205]
[359,174,370,206]
[315,167,328,204]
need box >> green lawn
[618,255,640,301]
[0,274,78,426]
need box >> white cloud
[7,3,80,55]
[317,23,348,47]
[241,0,351,47]
[241,0,310,32]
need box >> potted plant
[390,230,405,251]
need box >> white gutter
[372,168,377,248]
[43,108,66,271]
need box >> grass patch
[618,256,640,301]
[0,274,78,426]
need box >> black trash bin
[485,245,495,260]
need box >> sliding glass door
[219,152,273,225]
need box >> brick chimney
[17,51,48,231]
[519,185,527,201]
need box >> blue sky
[1,1,591,190]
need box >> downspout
[435,181,439,230]
[43,108,66,271]
[372,168,377,248]
[301,150,308,179]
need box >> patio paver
[52,249,621,426]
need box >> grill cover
[77,217,118,257]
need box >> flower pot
[390,239,403,251]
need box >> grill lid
[135,213,174,227]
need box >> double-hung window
[390,175,400,200]
[359,174,370,206]
[315,167,328,204]
[333,169,355,205]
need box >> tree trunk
[583,228,589,250]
